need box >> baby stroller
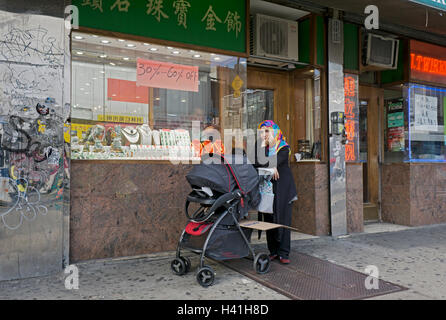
[171,153,271,287]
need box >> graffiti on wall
[0,13,66,231]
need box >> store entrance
[359,86,384,222]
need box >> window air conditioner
[364,33,399,70]
[251,14,299,61]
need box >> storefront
[340,22,446,229]
[68,1,331,262]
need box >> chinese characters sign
[344,74,360,162]
[74,0,246,54]
[136,58,199,92]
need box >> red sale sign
[136,58,199,92]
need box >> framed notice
[414,94,438,132]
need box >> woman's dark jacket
[254,142,297,226]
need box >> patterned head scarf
[258,120,289,156]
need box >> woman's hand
[272,167,279,180]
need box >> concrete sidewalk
[0,222,445,300]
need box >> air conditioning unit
[251,14,299,61]
[363,33,399,70]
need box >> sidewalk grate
[221,250,407,300]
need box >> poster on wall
[388,112,404,128]
[388,127,405,152]
[414,94,438,132]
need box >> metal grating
[221,250,407,300]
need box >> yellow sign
[232,75,243,98]
[97,114,144,124]
[71,123,93,139]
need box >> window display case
[71,32,247,161]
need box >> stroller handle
[186,190,242,223]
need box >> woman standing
[255,120,297,264]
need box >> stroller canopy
[186,154,259,196]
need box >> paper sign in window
[107,78,149,103]
[136,58,199,92]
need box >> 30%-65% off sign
[136,58,199,92]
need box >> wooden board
[239,220,300,232]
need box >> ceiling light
[126,43,136,48]
[172,51,180,54]
[150,47,158,51]
[143,43,150,46]
[210,53,216,56]
[92,77,97,80]
[240,60,247,64]
[110,62,116,66]
[123,57,130,61]
[99,54,107,58]
[193,54,201,58]
[85,83,90,86]
[214,57,221,61]
[80,88,85,91]
[101,40,111,44]
[91,35,99,38]
[76,51,84,55]
[181,99,186,103]
[167,46,173,50]
[118,39,125,42]
[74,35,84,40]
[100,71,105,74]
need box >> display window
[71,32,246,161]
[406,84,446,162]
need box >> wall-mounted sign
[73,0,247,54]
[409,0,446,12]
[344,74,360,162]
[410,40,446,85]
[136,58,199,92]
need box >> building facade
[0,0,445,281]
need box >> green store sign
[409,0,446,12]
[73,0,247,54]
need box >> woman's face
[260,128,274,146]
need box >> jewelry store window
[70,32,246,161]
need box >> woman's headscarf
[258,120,289,156]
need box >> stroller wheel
[180,256,191,273]
[171,258,187,276]
[254,253,271,274]
[196,266,215,287]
